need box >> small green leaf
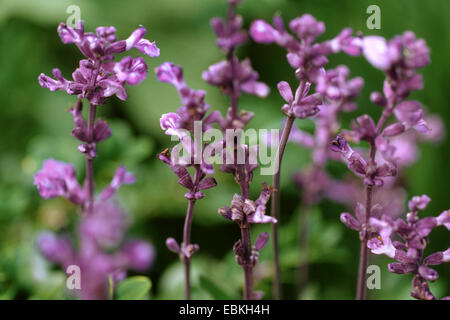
[115,276,152,300]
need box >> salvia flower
[278,80,322,119]
[366,195,450,300]
[250,14,361,82]
[219,183,277,225]
[202,58,269,98]
[39,22,159,105]
[34,159,86,205]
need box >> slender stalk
[296,203,311,296]
[181,166,201,300]
[241,225,254,300]
[271,113,295,300]
[85,103,97,214]
[239,181,254,300]
[356,184,372,300]
[182,198,196,300]
[356,106,391,300]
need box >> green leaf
[115,276,152,300]
[199,275,234,300]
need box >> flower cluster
[365,195,450,300]
[219,183,276,225]
[34,160,135,208]
[39,21,159,105]
[37,201,154,300]
[250,14,361,83]
[35,22,156,300]
[156,62,218,295]
[156,62,218,197]
[219,184,274,276]
[204,1,269,131]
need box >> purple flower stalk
[331,31,431,299]
[39,21,159,214]
[250,13,361,299]
[204,0,274,300]
[35,22,158,299]
[156,62,218,300]
[357,195,450,300]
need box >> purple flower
[365,194,450,300]
[112,56,148,85]
[99,166,136,201]
[210,15,248,51]
[289,14,325,44]
[34,159,86,205]
[278,81,322,119]
[250,14,360,83]
[39,22,159,105]
[316,65,364,102]
[157,62,216,132]
[393,101,429,134]
[362,32,429,72]
[202,58,269,98]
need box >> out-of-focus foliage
[0,0,449,299]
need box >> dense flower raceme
[204,0,269,131]
[357,196,450,300]
[156,62,218,270]
[329,31,431,186]
[37,201,155,300]
[156,62,219,186]
[219,183,275,266]
[38,21,159,105]
[250,14,361,83]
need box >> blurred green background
[0,0,449,299]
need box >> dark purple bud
[329,134,350,154]
[218,206,232,221]
[93,118,111,142]
[197,177,217,190]
[370,91,386,107]
[376,163,397,178]
[388,263,415,274]
[254,232,269,251]
[194,192,205,200]
[383,123,406,137]
[166,237,180,253]
[277,81,293,103]
[418,266,438,281]
[340,212,360,231]
[249,20,278,44]
[424,251,445,266]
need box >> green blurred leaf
[115,276,152,300]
